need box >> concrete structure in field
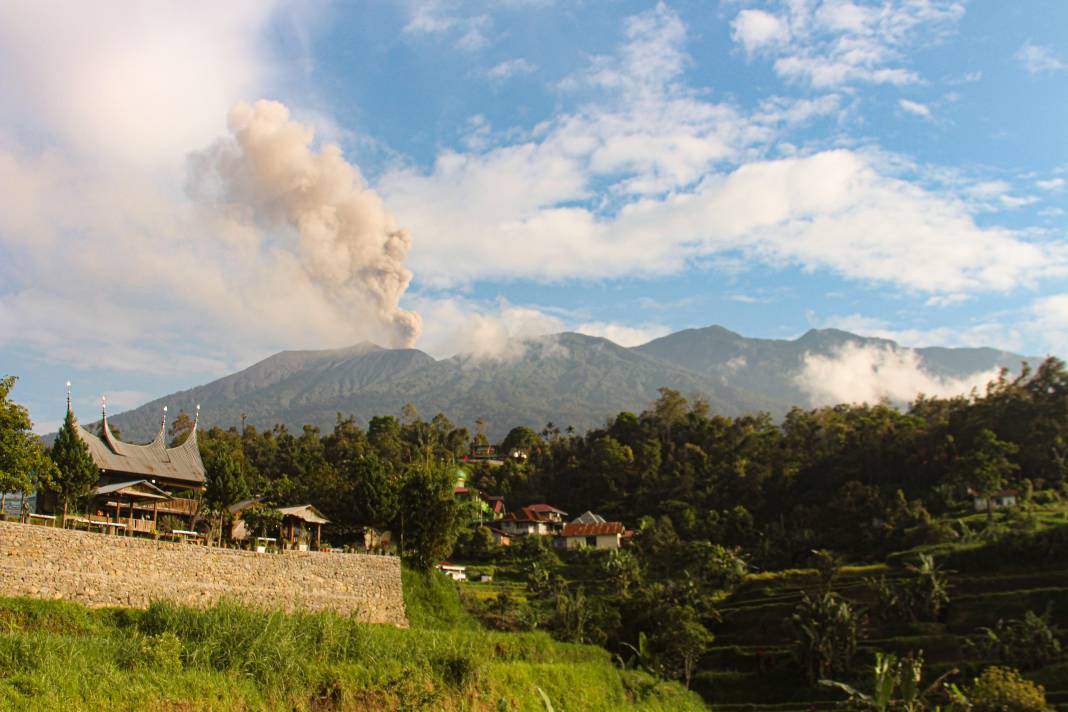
[0,520,407,624]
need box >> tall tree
[959,428,1020,520]
[50,407,98,519]
[0,376,59,518]
[368,415,403,465]
[394,459,461,571]
[204,450,249,545]
[345,453,399,530]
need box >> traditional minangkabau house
[66,391,206,534]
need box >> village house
[559,521,626,550]
[499,504,567,537]
[972,488,1020,512]
[436,563,467,581]
[486,528,511,547]
[556,511,628,550]
[463,442,505,466]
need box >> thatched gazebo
[277,505,330,550]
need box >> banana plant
[820,651,960,711]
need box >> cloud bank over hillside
[795,342,1001,407]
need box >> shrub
[968,606,1063,671]
[866,555,951,624]
[964,666,1051,712]
[118,631,182,672]
[790,590,863,685]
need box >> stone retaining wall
[0,520,406,625]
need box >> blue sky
[1,1,1066,431]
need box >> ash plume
[190,100,421,347]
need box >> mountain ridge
[102,325,1039,442]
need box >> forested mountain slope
[106,326,1031,441]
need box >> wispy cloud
[898,98,931,119]
[1016,42,1067,74]
[729,0,965,88]
[486,57,537,81]
[795,342,1001,407]
[573,321,670,346]
[403,1,491,52]
[380,4,1068,300]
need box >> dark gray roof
[76,412,205,486]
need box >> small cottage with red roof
[560,521,625,550]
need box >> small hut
[277,505,330,550]
[92,480,172,535]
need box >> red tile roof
[561,522,625,537]
[506,506,563,523]
[527,503,567,514]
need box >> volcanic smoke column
[192,99,422,347]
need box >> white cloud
[898,99,931,119]
[387,143,1062,293]
[795,342,1001,407]
[1016,42,1067,74]
[0,2,277,170]
[380,5,1064,296]
[1030,293,1068,356]
[1037,178,1065,191]
[967,180,1012,198]
[403,1,491,52]
[999,194,1039,209]
[731,9,791,54]
[729,294,772,304]
[409,295,565,360]
[730,0,965,88]
[487,58,537,81]
[573,321,670,346]
[924,293,970,308]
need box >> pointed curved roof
[75,410,205,486]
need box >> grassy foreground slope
[0,568,705,711]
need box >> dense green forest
[188,356,1068,569]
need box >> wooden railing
[104,498,200,517]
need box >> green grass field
[0,568,707,711]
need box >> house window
[585,536,597,547]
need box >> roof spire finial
[66,381,71,413]
[101,394,107,418]
[194,403,201,428]
[161,405,168,436]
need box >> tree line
[3,357,1067,571]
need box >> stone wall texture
[0,520,407,625]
